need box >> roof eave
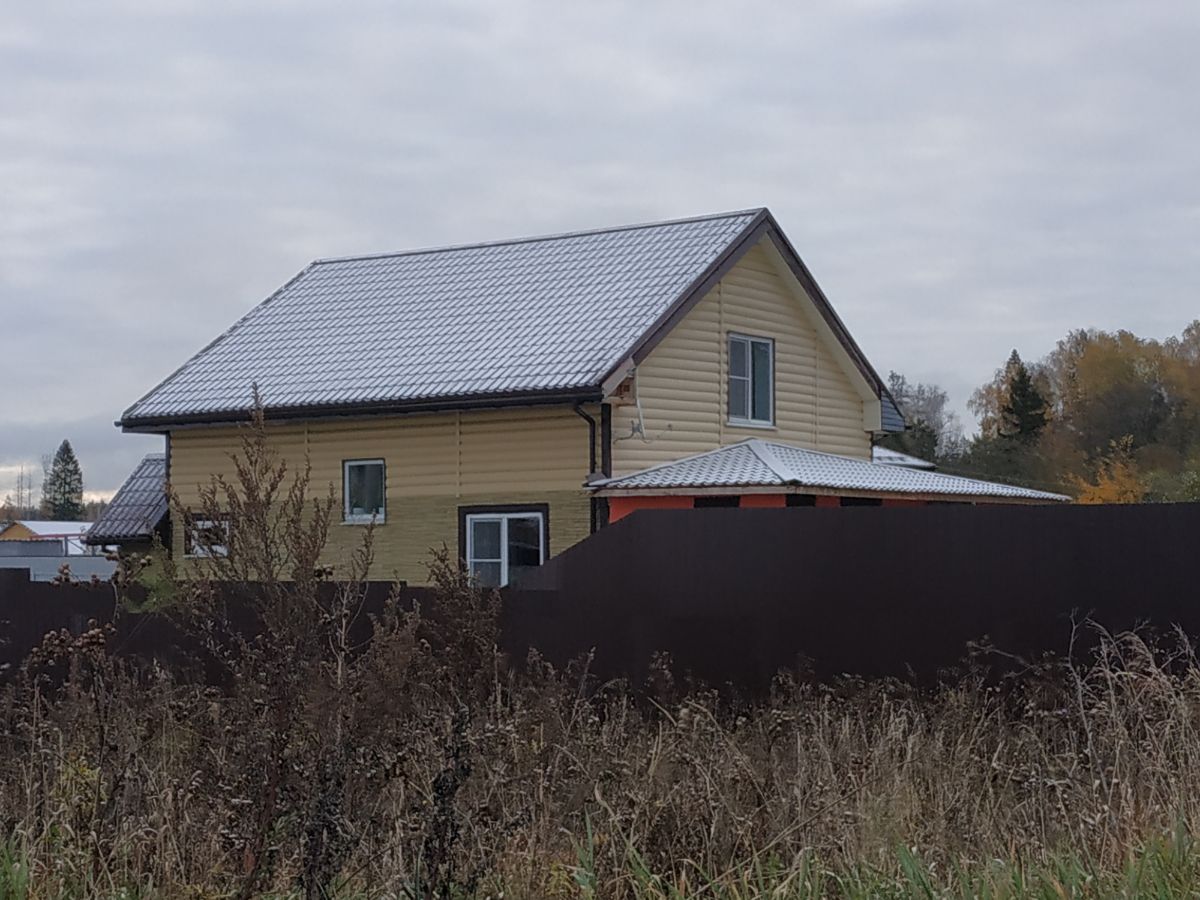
[592,484,1068,504]
[118,386,606,433]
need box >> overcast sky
[3,1,1199,499]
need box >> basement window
[728,334,774,426]
[463,510,546,588]
[343,459,386,523]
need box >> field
[3,560,1200,899]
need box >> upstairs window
[343,459,386,523]
[463,509,546,588]
[728,334,774,425]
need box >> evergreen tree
[40,439,85,520]
[999,350,1048,443]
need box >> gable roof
[592,439,1069,503]
[86,454,168,545]
[119,208,903,431]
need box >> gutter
[119,387,606,433]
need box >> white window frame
[343,458,386,524]
[465,511,546,587]
[184,517,229,558]
[727,333,775,427]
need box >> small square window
[344,459,386,523]
[728,334,773,426]
[184,517,229,558]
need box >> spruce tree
[999,350,1048,443]
[40,439,85,520]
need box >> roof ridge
[310,208,767,266]
[745,439,792,483]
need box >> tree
[40,439,85,520]
[879,371,963,461]
[999,351,1048,443]
[1072,437,1145,504]
[970,350,1048,442]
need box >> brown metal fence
[502,502,1200,685]
[2,502,1198,686]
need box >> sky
[3,0,1199,500]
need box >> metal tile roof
[121,211,764,425]
[594,439,1069,502]
[871,446,936,469]
[86,454,168,544]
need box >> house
[85,454,169,553]
[118,208,1066,586]
[0,521,95,556]
[0,520,118,581]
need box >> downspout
[573,404,598,476]
[600,404,612,478]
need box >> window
[343,459,385,523]
[185,517,229,558]
[693,496,740,508]
[840,496,883,507]
[786,494,817,507]
[463,509,546,587]
[728,334,773,425]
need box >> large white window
[343,459,386,523]
[464,511,545,587]
[728,333,774,425]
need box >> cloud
[3,0,1199,491]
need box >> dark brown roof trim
[621,210,772,368]
[761,224,890,400]
[119,387,604,433]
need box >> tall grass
[4,614,1200,898]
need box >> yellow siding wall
[169,406,595,582]
[611,241,872,475]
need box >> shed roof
[86,455,168,544]
[119,208,903,431]
[1,521,91,538]
[592,439,1069,503]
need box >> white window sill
[342,517,385,526]
[726,420,777,430]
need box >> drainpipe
[600,403,612,478]
[573,404,598,476]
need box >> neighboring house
[0,520,117,581]
[117,208,1064,586]
[86,454,169,553]
[0,521,96,556]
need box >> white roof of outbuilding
[871,446,936,469]
[119,209,905,431]
[7,521,92,537]
[592,439,1069,503]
